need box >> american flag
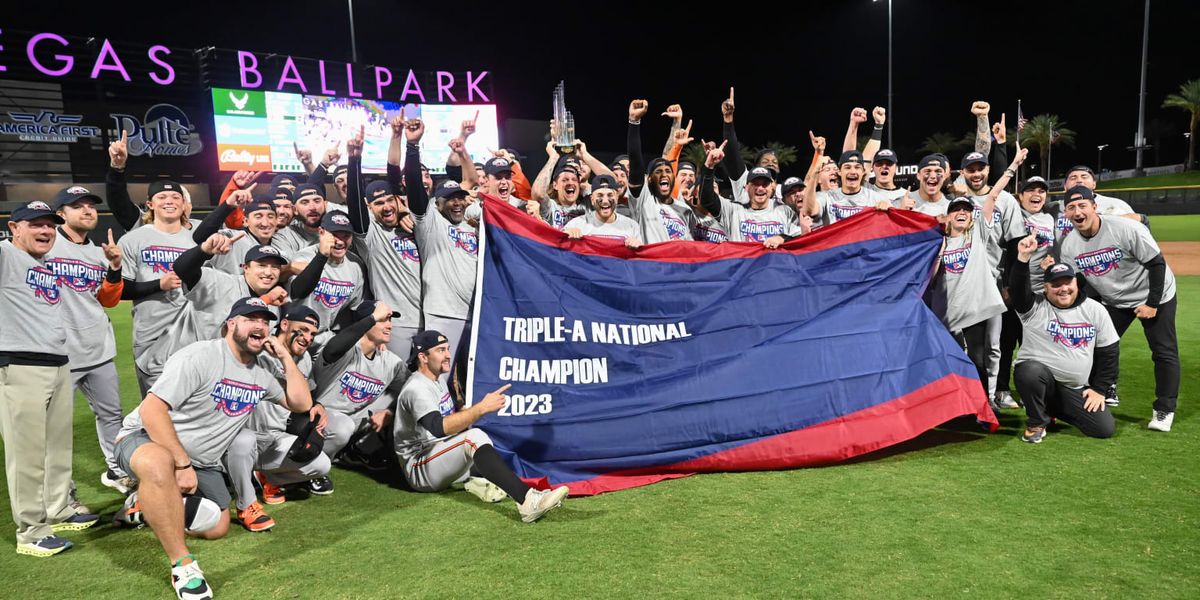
[1017,105,1028,132]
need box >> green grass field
[1149,214,1200,242]
[1,285,1198,599]
[1100,171,1200,189]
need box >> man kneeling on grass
[111,297,314,600]
[1010,235,1118,443]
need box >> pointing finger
[494,383,512,394]
[683,119,693,134]
[729,86,734,101]
[229,231,246,243]
[120,130,127,144]
[717,139,728,151]
[107,228,115,245]
[472,109,479,123]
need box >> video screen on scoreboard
[211,87,499,175]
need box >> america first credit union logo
[26,266,62,304]
[1045,319,1097,349]
[110,104,203,157]
[1074,247,1124,277]
[942,243,972,274]
[339,371,386,404]
[210,378,268,417]
[1,111,101,143]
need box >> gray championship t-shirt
[119,224,196,360]
[866,182,908,202]
[563,211,643,243]
[273,222,319,258]
[1059,215,1177,309]
[250,351,314,433]
[205,229,263,276]
[356,220,422,329]
[541,200,588,231]
[413,207,478,320]
[311,344,409,418]
[630,186,696,243]
[970,190,1026,277]
[393,372,456,462]
[1019,209,1057,291]
[45,235,116,369]
[1016,297,1119,389]
[118,338,286,468]
[941,222,1005,331]
[816,187,886,225]
[292,246,365,333]
[717,199,801,242]
[914,197,950,217]
[0,240,68,357]
[692,211,730,243]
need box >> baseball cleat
[51,511,100,532]
[171,555,214,600]
[1148,411,1174,432]
[256,472,286,505]
[236,501,275,533]
[464,477,508,503]
[309,476,334,496]
[101,469,136,496]
[113,491,145,529]
[518,486,569,523]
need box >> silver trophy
[552,81,576,154]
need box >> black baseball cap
[52,185,102,209]
[483,157,514,176]
[1064,165,1095,179]
[838,150,865,166]
[781,177,805,195]
[320,211,354,233]
[947,197,974,213]
[226,296,277,321]
[294,184,325,201]
[609,162,628,174]
[677,161,697,174]
[332,164,349,178]
[270,174,297,188]
[960,151,988,169]
[918,154,944,170]
[281,304,320,328]
[10,200,64,224]
[365,180,393,200]
[748,166,775,183]
[1020,176,1049,192]
[148,180,184,200]
[873,149,898,164]
[1063,185,1096,204]
[647,157,673,173]
[591,174,619,191]
[434,180,469,199]
[1044,262,1077,283]
[350,299,401,322]
[246,197,277,215]
[243,244,287,265]
[407,329,449,370]
[271,186,295,202]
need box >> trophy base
[555,145,576,155]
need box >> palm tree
[738,141,800,168]
[918,132,965,156]
[681,142,707,172]
[1020,114,1076,178]
[1162,78,1200,170]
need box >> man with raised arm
[626,99,697,242]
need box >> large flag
[468,196,998,496]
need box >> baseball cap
[947,197,974,213]
[294,184,325,201]
[51,185,102,209]
[407,329,449,370]
[332,164,349,178]
[350,299,400,322]
[281,304,320,328]
[781,177,805,195]
[591,174,619,191]
[748,166,775,183]
[1064,165,1095,179]
[147,180,184,200]
[10,200,64,224]
[270,174,297,189]
[838,150,865,166]
[226,296,277,321]
[271,186,295,202]
[646,157,673,173]
[960,152,988,169]
[243,244,287,265]
[1044,262,1077,283]
[873,149,898,164]
[434,180,469,199]
[320,211,354,233]
[365,180,393,200]
[677,161,697,174]
[1063,185,1095,204]
[609,162,628,174]
[246,197,277,215]
[1020,176,1049,192]
[483,157,514,176]
[918,154,944,170]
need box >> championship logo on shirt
[390,235,420,262]
[941,244,972,274]
[312,277,355,308]
[25,266,62,304]
[1024,219,1054,248]
[141,245,187,273]
[830,204,866,221]
[1055,213,1074,236]
[45,258,106,293]
[339,371,386,404]
[739,220,784,242]
[1045,319,1097,349]
[694,224,728,243]
[447,226,479,255]
[551,210,567,230]
[1074,247,1123,276]
[437,391,454,416]
[658,208,688,240]
[972,205,1004,229]
[210,378,268,417]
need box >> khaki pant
[0,364,75,544]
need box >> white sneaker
[464,477,508,503]
[171,556,214,600]
[994,392,1019,410]
[101,469,136,496]
[1148,410,1174,432]
[518,486,569,523]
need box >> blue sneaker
[16,535,73,557]
[51,512,100,532]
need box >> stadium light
[874,0,893,146]
[1097,144,1108,179]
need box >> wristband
[872,124,884,131]
[628,119,641,125]
[175,463,192,471]
[870,127,883,142]
[1004,169,1016,178]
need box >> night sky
[8,0,1200,176]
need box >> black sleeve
[722,122,747,180]
[699,166,721,218]
[121,278,164,300]
[320,314,376,363]
[307,163,329,186]
[1089,342,1120,393]
[988,139,1009,186]
[105,267,122,283]
[445,163,463,184]
[404,144,430,216]
[417,411,446,438]
[386,163,404,196]
[1008,259,1036,314]
[347,155,369,235]
[106,168,141,232]
[627,122,644,194]
[1143,254,1167,307]
[999,238,1021,291]
[192,203,235,244]
[172,245,211,290]
[289,253,329,299]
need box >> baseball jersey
[0,241,68,358]
[941,223,1005,331]
[540,200,587,231]
[119,338,286,468]
[355,220,421,329]
[45,234,116,369]
[119,224,196,359]
[1059,215,1176,309]
[692,211,730,243]
[250,351,314,433]
[271,225,312,258]
[312,344,408,418]
[1016,297,1119,389]
[629,186,696,243]
[815,187,887,225]
[413,207,478,320]
[717,199,801,242]
[970,190,1025,276]
[292,246,365,333]
[563,211,642,242]
[393,372,456,462]
[914,197,950,217]
[205,230,268,276]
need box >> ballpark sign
[110,104,203,158]
[0,110,101,143]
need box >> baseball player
[1058,185,1179,432]
[111,297,312,599]
[1010,237,1119,443]
[45,186,134,494]
[563,175,643,246]
[274,183,329,256]
[625,99,698,243]
[394,330,569,522]
[289,211,367,343]
[802,149,889,226]
[864,149,907,202]
[307,300,410,494]
[1,201,101,558]
[909,155,953,217]
[698,146,809,246]
[193,192,280,277]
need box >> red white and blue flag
[468,196,998,496]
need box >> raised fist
[628,99,648,121]
[970,101,990,117]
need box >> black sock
[473,444,530,504]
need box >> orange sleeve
[219,178,244,229]
[666,143,684,198]
[97,278,123,308]
[511,162,532,200]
